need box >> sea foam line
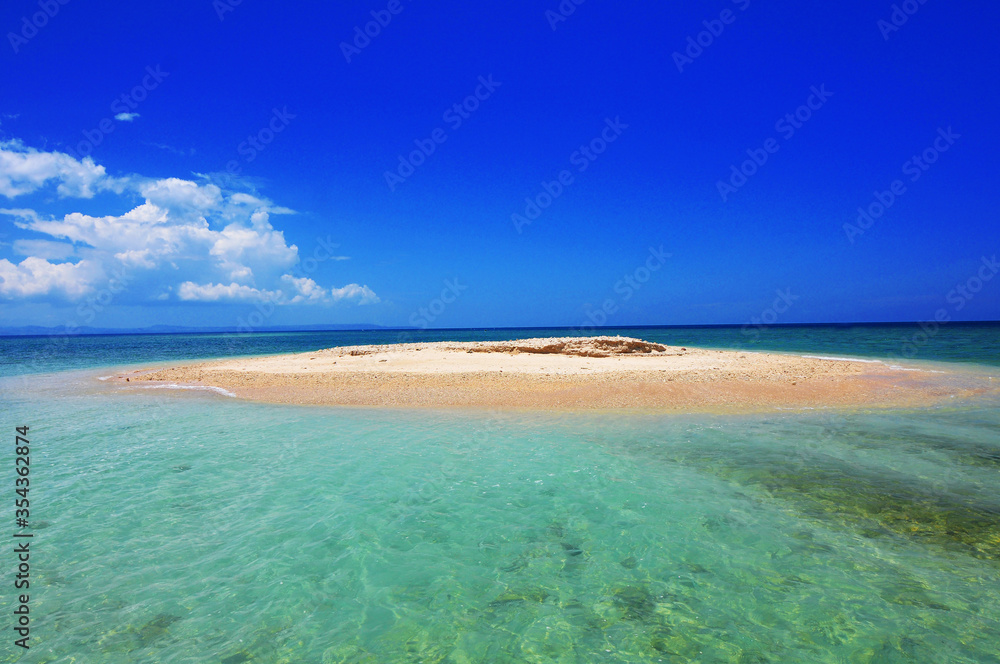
[801,356,944,373]
[133,383,237,397]
[886,364,941,372]
[801,355,884,364]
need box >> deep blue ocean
[1,324,999,663]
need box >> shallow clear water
[1,328,999,662]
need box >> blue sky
[1,0,997,330]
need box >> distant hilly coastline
[0,324,402,337]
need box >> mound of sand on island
[464,337,670,357]
[110,336,995,412]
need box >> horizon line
[2,320,999,339]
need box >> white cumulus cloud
[281,274,328,303]
[0,139,124,198]
[177,281,280,302]
[0,140,378,307]
[0,257,103,298]
[175,276,380,305]
[331,283,380,304]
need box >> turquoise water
[2,327,1000,662]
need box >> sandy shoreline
[110,336,993,412]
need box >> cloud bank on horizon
[0,138,378,309]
